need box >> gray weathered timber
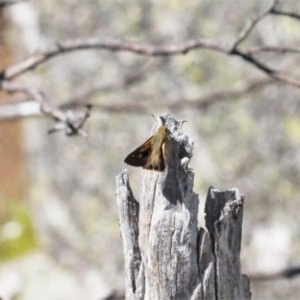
[116,170,143,299]
[205,187,251,300]
[116,113,251,300]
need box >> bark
[116,113,251,300]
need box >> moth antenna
[180,120,188,129]
[150,114,158,123]
[151,114,166,125]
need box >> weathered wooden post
[116,113,251,300]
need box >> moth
[124,125,171,172]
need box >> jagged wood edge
[116,170,143,299]
[204,187,252,300]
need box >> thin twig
[249,266,300,281]
[188,77,274,109]
[47,104,92,137]
[0,37,228,79]
[1,35,298,88]
[89,77,273,113]
[0,101,41,121]
[231,48,300,87]
[229,0,277,52]
[61,58,163,109]
[0,0,26,7]
[0,77,273,121]
[247,45,300,55]
[0,80,91,135]
[0,0,299,97]
[271,9,300,20]
[232,48,275,73]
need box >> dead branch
[0,36,228,80]
[247,46,300,55]
[171,77,274,109]
[61,58,163,109]
[271,8,300,20]
[229,0,277,51]
[102,291,125,300]
[61,72,272,111]
[0,77,273,121]
[82,77,274,112]
[0,0,26,7]
[1,0,300,126]
[0,5,299,90]
[0,101,41,121]
[0,35,278,87]
[47,104,92,137]
[230,48,300,87]
[249,265,300,281]
[0,80,91,136]
[0,0,299,97]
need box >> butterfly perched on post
[124,125,171,172]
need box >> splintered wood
[116,113,251,300]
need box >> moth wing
[124,136,153,167]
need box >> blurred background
[0,0,300,299]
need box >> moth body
[124,125,170,172]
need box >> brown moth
[124,125,171,172]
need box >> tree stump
[116,113,251,300]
